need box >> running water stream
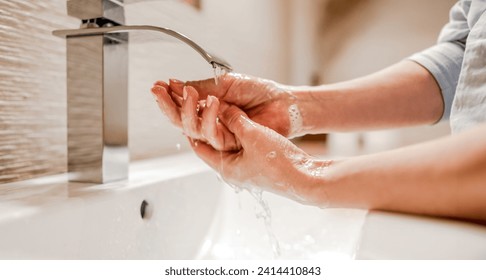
[249,187,282,257]
[213,65,228,86]
[217,175,282,259]
[211,67,282,258]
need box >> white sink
[198,186,367,259]
[0,153,484,259]
[356,211,486,259]
[0,154,221,259]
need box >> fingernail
[207,95,213,107]
[170,79,184,85]
[154,80,168,87]
[183,87,188,100]
[151,86,159,95]
[153,85,167,94]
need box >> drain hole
[140,200,150,219]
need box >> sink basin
[0,153,485,259]
[356,211,486,259]
[198,186,367,259]
[0,154,220,259]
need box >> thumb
[186,77,225,100]
[218,104,256,141]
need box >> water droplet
[266,151,277,159]
[176,143,181,151]
[213,67,219,85]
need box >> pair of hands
[150,74,327,204]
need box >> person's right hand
[151,73,300,140]
[187,103,331,207]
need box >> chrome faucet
[54,0,232,183]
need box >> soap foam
[288,104,303,138]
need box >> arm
[190,105,486,222]
[154,2,467,138]
[318,123,486,221]
[292,0,469,134]
[154,61,444,139]
[291,60,444,134]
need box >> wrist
[286,154,335,207]
[276,86,312,138]
[286,86,336,136]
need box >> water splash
[249,188,282,258]
[288,104,303,138]
[213,65,228,86]
[217,172,281,258]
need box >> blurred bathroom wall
[0,0,461,184]
[315,0,457,155]
[0,0,292,183]
[127,0,292,159]
[0,2,77,183]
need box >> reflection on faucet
[54,0,232,183]
[53,25,233,72]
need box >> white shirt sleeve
[408,0,471,121]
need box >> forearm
[291,60,444,133]
[310,124,486,221]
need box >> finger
[201,96,220,148]
[154,80,169,91]
[181,86,201,138]
[151,85,182,127]
[200,97,241,151]
[154,80,183,107]
[169,79,184,97]
[170,91,183,107]
[217,122,241,151]
[187,137,226,173]
[219,104,255,140]
[186,76,229,100]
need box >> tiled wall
[0,2,77,182]
[0,0,291,184]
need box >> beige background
[0,0,457,183]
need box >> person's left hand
[151,84,240,151]
[151,73,300,151]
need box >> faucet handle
[67,0,125,24]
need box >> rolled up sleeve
[407,0,470,121]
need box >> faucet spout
[56,0,232,184]
[53,25,233,72]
